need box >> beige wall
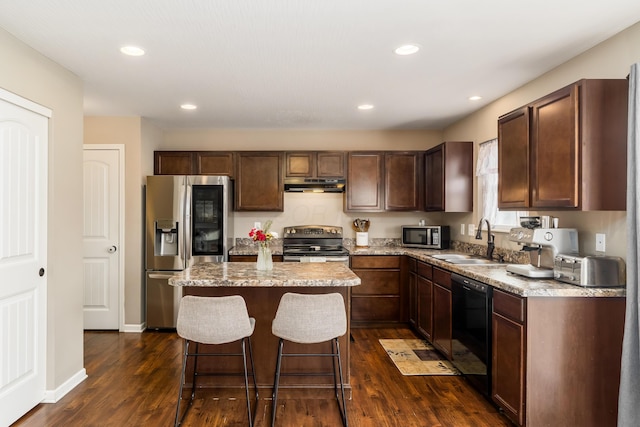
[84,116,158,326]
[442,21,640,259]
[0,28,84,390]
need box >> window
[476,139,525,231]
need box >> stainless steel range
[282,225,350,262]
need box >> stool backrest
[272,292,347,344]
[177,295,254,344]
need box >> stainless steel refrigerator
[145,175,233,329]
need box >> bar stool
[271,292,348,427]
[174,295,258,427]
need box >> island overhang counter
[169,262,361,397]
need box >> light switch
[460,224,465,235]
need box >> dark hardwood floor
[14,327,511,426]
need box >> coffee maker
[506,227,579,278]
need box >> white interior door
[82,145,123,330]
[0,89,49,426]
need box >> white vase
[256,245,273,271]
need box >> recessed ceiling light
[469,96,482,101]
[357,104,374,110]
[120,46,145,56]
[180,104,197,110]
[394,44,420,56]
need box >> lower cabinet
[406,257,418,328]
[350,255,401,327]
[431,268,452,359]
[491,289,625,427]
[415,261,433,340]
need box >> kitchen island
[169,262,361,397]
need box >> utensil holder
[356,232,369,247]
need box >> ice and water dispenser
[155,219,179,256]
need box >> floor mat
[379,339,460,376]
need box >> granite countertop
[168,261,361,287]
[228,243,626,297]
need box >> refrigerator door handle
[184,180,192,266]
[148,273,178,280]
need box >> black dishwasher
[451,273,493,397]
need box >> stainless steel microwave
[401,225,450,249]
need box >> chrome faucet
[475,218,495,260]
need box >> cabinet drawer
[433,267,451,289]
[417,261,432,279]
[351,270,399,295]
[351,296,400,321]
[351,255,400,269]
[493,289,526,323]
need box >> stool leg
[174,340,189,427]
[334,338,349,427]
[241,338,254,427]
[271,338,284,427]
[247,336,259,405]
[191,341,199,400]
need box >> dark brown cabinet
[154,151,195,175]
[424,142,473,212]
[350,255,401,326]
[431,268,452,359]
[235,152,284,211]
[285,151,345,178]
[415,261,433,340]
[492,289,526,426]
[385,152,423,211]
[194,152,234,176]
[346,152,384,212]
[406,257,418,328]
[498,79,628,210]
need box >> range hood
[284,178,346,193]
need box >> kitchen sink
[429,253,502,265]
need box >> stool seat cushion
[177,295,255,344]
[272,292,347,344]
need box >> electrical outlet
[468,224,476,236]
[596,233,606,252]
[460,224,465,235]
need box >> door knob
[39,268,45,277]
[108,246,117,253]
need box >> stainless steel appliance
[554,254,626,287]
[145,175,233,328]
[506,227,578,278]
[401,225,450,249]
[282,225,349,262]
[451,273,493,397]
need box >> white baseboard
[42,368,87,403]
[122,322,146,333]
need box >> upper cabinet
[154,151,234,177]
[285,151,345,178]
[385,152,424,211]
[345,151,423,212]
[346,152,385,211]
[498,79,628,210]
[154,151,194,175]
[424,142,473,212]
[235,152,284,211]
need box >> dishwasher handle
[451,273,489,293]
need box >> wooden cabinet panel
[316,152,345,178]
[424,142,473,212]
[350,255,401,326]
[531,85,578,208]
[433,267,451,289]
[385,152,423,211]
[416,275,433,340]
[432,282,452,359]
[498,79,628,210]
[416,261,432,279]
[346,152,384,212]
[498,108,530,208]
[195,152,234,176]
[235,152,284,211]
[407,260,417,328]
[154,151,194,175]
[492,310,526,426]
[285,152,315,177]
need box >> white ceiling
[1,1,640,130]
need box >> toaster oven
[553,254,626,287]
